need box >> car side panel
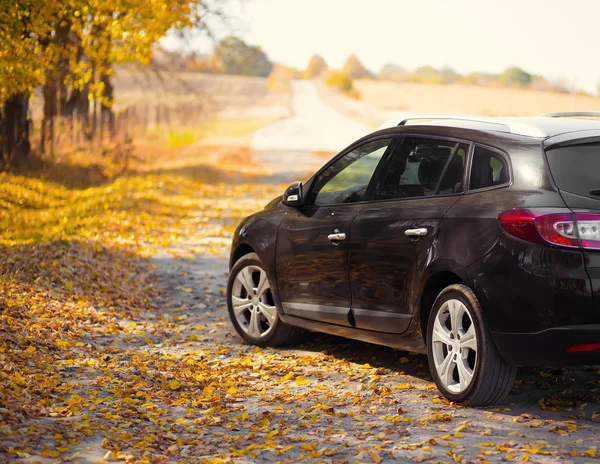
[349,196,461,333]
[442,187,594,334]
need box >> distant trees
[304,55,328,79]
[326,71,353,92]
[375,63,570,92]
[499,67,532,87]
[342,54,372,79]
[213,36,273,77]
[379,64,406,81]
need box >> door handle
[328,230,347,242]
[405,228,428,237]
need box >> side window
[374,138,467,200]
[310,138,393,206]
[469,146,509,190]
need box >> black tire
[426,284,517,406]
[227,253,303,347]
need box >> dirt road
[251,80,371,181]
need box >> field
[353,79,600,116]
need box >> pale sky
[162,0,600,94]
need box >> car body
[226,113,600,405]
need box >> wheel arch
[230,242,256,269]
[418,269,466,344]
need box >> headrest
[438,155,464,191]
[417,146,452,190]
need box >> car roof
[378,113,600,139]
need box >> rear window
[546,143,600,199]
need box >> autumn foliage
[0,0,220,162]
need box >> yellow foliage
[325,71,353,93]
[0,0,208,102]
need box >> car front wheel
[227,253,302,347]
[426,284,517,406]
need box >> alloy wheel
[230,265,277,338]
[431,298,478,394]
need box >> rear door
[348,137,469,333]
[276,137,398,326]
[545,140,600,322]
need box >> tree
[342,54,371,79]
[1,0,225,164]
[213,36,273,77]
[326,71,353,92]
[379,63,406,81]
[499,67,532,87]
[0,0,53,163]
[304,55,327,79]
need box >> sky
[161,0,600,94]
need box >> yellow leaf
[67,394,84,404]
[396,383,415,390]
[295,377,310,386]
[583,447,597,458]
[168,380,181,390]
[370,451,381,463]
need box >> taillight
[498,209,600,250]
[567,343,600,353]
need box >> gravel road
[251,80,371,181]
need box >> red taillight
[499,209,600,249]
[567,343,600,353]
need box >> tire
[227,253,302,347]
[426,284,517,406]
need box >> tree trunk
[1,94,31,165]
[100,68,115,137]
[42,69,58,154]
[41,20,71,154]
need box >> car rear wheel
[227,253,302,347]
[426,284,517,406]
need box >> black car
[226,112,600,406]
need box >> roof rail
[539,112,600,118]
[377,113,547,137]
[378,113,502,130]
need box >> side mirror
[283,181,303,207]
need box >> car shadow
[296,331,432,381]
[294,330,600,415]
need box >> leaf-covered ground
[1,167,599,463]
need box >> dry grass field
[113,67,292,120]
[354,79,600,116]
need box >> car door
[276,137,399,326]
[348,137,470,333]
